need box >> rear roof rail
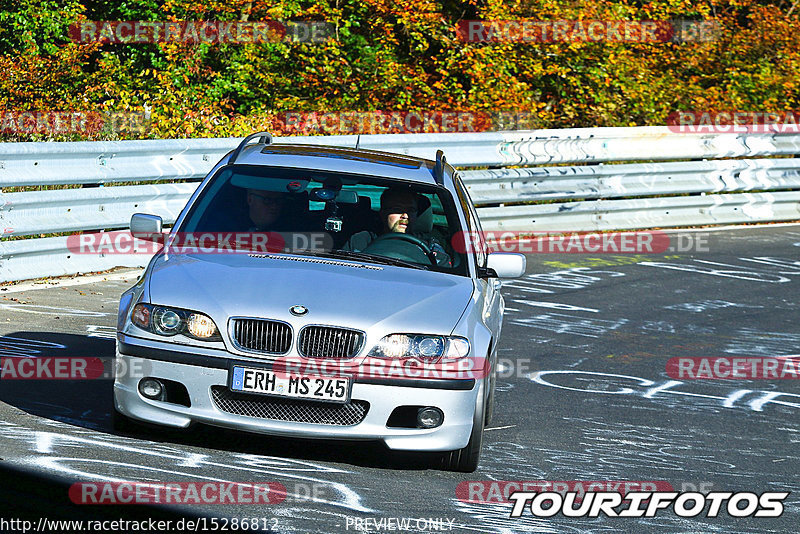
[433,150,446,185]
[229,131,273,164]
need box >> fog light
[139,378,164,400]
[417,407,444,428]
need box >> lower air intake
[210,387,369,426]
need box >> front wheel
[442,385,485,472]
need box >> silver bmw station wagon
[114,132,525,472]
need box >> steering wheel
[364,232,437,264]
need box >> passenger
[246,189,286,231]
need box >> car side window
[454,175,487,268]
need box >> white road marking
[0,269,142,294]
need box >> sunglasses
[383,204,418,214]
[249,192,285,206]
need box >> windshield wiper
[312,250,430,270]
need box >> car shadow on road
[0,331,114,430]
[0,331,442,471]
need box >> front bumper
[114,335,479,451]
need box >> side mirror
[485,253,526,279]
[130,213,163,241]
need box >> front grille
[299,326,364,359]
[210,387,369,426]
[231,318,292,354]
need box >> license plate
[230,366,351,403]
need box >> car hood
[146,253,475,337]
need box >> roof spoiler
[229,131,273,164]
[434,150,447,186]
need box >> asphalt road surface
[0,225,798,533]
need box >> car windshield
[177,165,469,275]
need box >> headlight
[152,308,182,336]
[131,303,221,341]
[367,334,470,363]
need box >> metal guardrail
[495,127,800,165]
[2,128,800,282]
[477,191,800,232]
[1,183,197,237]
[0,234,150,282]
[461,158,800,204]
[4,128,799,187]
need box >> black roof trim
[229,132,272,164]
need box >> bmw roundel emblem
[290,305,308,316]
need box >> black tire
[442,384,485,472]
[112,406,144,434]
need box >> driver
[342,188,418,251]
[342,188,451,266]
[381,189,419,234]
